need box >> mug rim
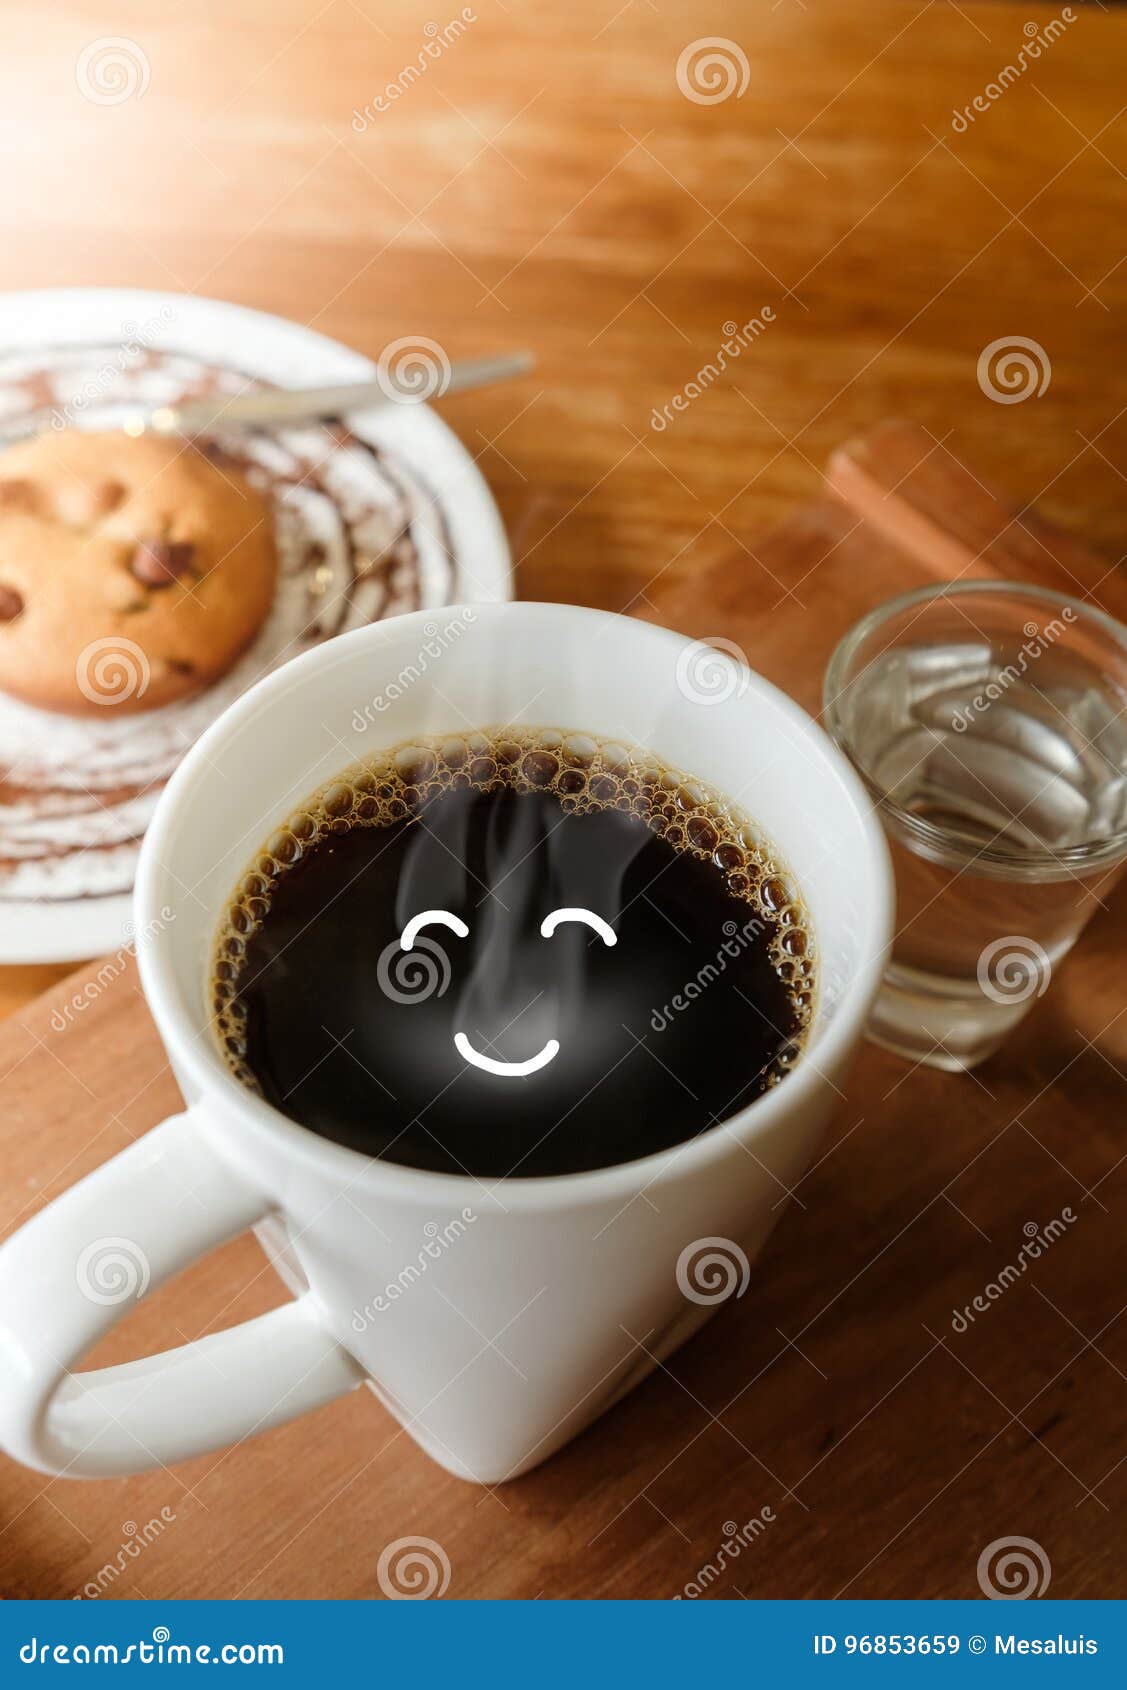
[136,603,894,1210]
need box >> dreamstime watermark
[73,1510,177,1599]
[674,637,750,707]
[75,636,152,708]
[951,607,1075,731]
[977,336,1051,404]
[375,335,452,404]
[351,12,476,128]
[950,11,1076,132]
[20,1631,283,1666]
[676,38,749,105]
[351,607,477,729]
[676,1237,751,1306]
[376,1536,451,1599]
[51,907,176,1034]
[951,1209,1075,1332]
[651,913,768,1033]
[977,935,1052,1007]
[977,1535,1051,1599]
[76,37,150,106]
[351,1211,478,1330]
[650,311,776,432]
[674,1508,776,1598]
[76,1237,151,1307]
[50,305,176,432]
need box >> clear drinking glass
[823,581,1127,1070]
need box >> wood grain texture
[0,0,1125,1600]
[3,0,1127,1006]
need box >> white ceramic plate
[0,289,512,963]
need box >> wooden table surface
[0,0,1125,1599]
[4,0,1127,1007]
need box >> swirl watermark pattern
[977,1535,1051,1599]
[676,1236,751,1305]
[674,637,750,707]
[376,1536,451,1599]
[376,336,452,404]
[977,936,1051,1005]
[676,38,750,106]
[977,336,1051,404]
[376,934,453,1004]
[76,1237,151,1306]
[76,38,151,106]
[75,637,152,708]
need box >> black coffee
[213,730,814,1178]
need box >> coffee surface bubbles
[212,729,814,1177]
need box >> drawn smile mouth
[453,1031,560,1078]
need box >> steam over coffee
[212,729,815,1177]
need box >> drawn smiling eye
[399,909,469,951]
[540,908,617,946]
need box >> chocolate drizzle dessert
[0,342,459,904]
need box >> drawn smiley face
[398,906,617,1077]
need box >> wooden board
[1,423,1125,1600]
[638,418,1127,713]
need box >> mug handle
[0,1110,361,1478]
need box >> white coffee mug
[0,604,892,1484]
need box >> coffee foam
[212,728,815,1085]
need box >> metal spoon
[122,351,533,438]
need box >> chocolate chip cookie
[0,430,277,714]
